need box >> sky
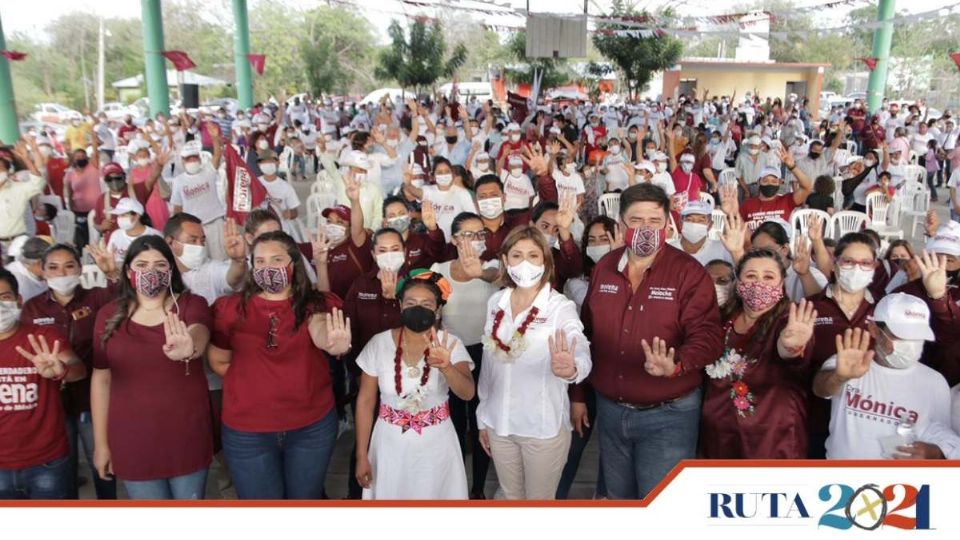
[3,0,958,44]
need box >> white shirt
[667,238,733,267]
[947,169,960,209]
[562,276,589,314]
[106,226,162,265]
[6,260,47,302]
[785,266,828,303]
[910,132,934,156]
[182,259,234,306]
[0,173,45,238]
[552,170,586,201]
[257,175,301,237]
[421,185,477,240]
[602,154,629,192]
[430,261,499,346]
[650,171,676,196]
[476,286,591,439]
[500,171,535,211]
[821,355,951,459]
[170,166,224,223]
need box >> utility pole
[866,0,896,113]
[0,12,18,143]
[141,0,170,116]
[97,17,105,112]
[232,0,254,110]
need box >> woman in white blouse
[477,225,592,500]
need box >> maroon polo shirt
[553,236,583,291]
[327,236,374,301]
[574,245,723,406]
[21,285,116,417]
[405,228,446,269]
[480,210,531,262]
[343,268,403,374]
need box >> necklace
[394,328,431,397]
[483,305,539,360]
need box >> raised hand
[85,238,117,279]
[834,328,873,380]
[206,122,221,141]
[641,336,677,377]
[323,307,351,355]
[925,209,940,238]
[344,171,361,202]
[719,183,739,217]
[793,236,812,275]
[806,214,823,243]
[548,329,577,380]
[915,250,948,300]
[548,140,561,156]
[223,217,246,261]
[311,229,331,265]
[779,299,817,354]
[720,213,747,255]
[778,145,795,170]
[458,235,483,279]
[427,328,457,371]
[161,311,194,362]
[555,194,576,233]
[15,334,65,380]
[521,144,548,176]
[421,199,438,230]
[607,223,625,251]
[380,270,398,300]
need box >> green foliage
[300,6,379,96]
[503,31,570,89]
[375,18,467,93]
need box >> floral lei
[704,317,758,418]
[394,328,431,413]
[481,306,540,362]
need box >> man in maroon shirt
[574,183,723,499]
[739,152,812,232]
[474,175,531,261]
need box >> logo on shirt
[842,385,919,425]
[598,283,619,295]
[330,253,347,264]
[357,292,378,301]
[183,182,211,199]
[648,286,676,301]
[0,366,39,411]
[814,316,834,326]
[31,317,55,326]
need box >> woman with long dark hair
[699,248,817,459]
[208,231,351,499]
[91,235,213,499]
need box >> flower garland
[394,328,431,413]
[481,306,540,362]
[704,318,758,418]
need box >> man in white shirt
[0,146,46,243]
[170,131,227,260]
[667,201,735,267]
[255,149,302,240]
[333,150,384,231]
[5,236,49,302]
[162,212,246,306]
[648,153,676,197]
[500,155,535,211]
[552,151,586,208]
[815,293,953,460]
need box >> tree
[504,31,570,89]
[592,1,683,99]
[300,6,379,96]
[249,0,307,97]
[375,18,467,94]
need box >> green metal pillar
[232,0,254,110]
[0,13,20,143]
[866,0,896,114]
[141,0,169,117]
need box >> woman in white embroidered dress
[354,270,475,499]
[477,225,592,500]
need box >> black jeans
[448,343,490,497]
[555,386,605,499]
[73,214,90,252]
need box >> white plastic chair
[718,168,737,186]
[80,264,106,290]
[51,208,75,245]
[844,140,858,154]
[833,148,851,175]
[830,210,867,239]
[598,193,621,220]
[667,213,680,242]
[790,208,832,240]
[832,176,845,211]
[902,164,926,191]
[708,209,727,240]
[905,189,931,239]
[865,191,903,241]
[698,192,715,209]
[87,209,100,246]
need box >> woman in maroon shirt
[91,235,213,499]
[208,231,351,499]
[699,248,817,459]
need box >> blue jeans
[596,388,702,500]
[65,412,117,499]
[123,468,208,500]
[223,410,338,499]
[0,455,72,499]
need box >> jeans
[0,455,72,499]
[449,343,491,497]
[223,410,338,499]
[123,468,207,500]
[65,412,116,499]
[74,214,90,252]
[556,387,606,499]
[596,388,702,500]
[927,171,939,201]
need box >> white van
[439,81,494,103]
[359,88,414,106]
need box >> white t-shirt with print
[602,154,629,192]
[258,175,302,238]
[666,238,733,267]
[421,184,477,240]
[500,171,535,211]
[106,226,162,265]
[170,166,225,223]
[552,170,586,201]
[650,172,676,196]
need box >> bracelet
[670,362,683,378]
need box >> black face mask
[400,306,436,333]
[808,151,821,160]
[74,158,89,169]
[758,184,780,197]
[948,268,960,284]
[445,135,458,144]
[107,179,126,191]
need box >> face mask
[625,226,666,258]
[478,197,503,219]
[0,301,20,333]
[758,184,780,198]
[387,215,411,233]
[40,146,53,158]
[253,264,292,294]
[509,167,523,177]
[609,145,621,155]
[257,139,270,150]
[257,124,269,132]
[878,335,924,369]
[628,133,638,142]
[508,260,545,289]
[74,158,89,169]
[836,266,875,293]
[680,162,693,173]
[864,159,877,167]
[748,148,760,156]
[586,244,611,263]
[325,223,347,244]
[130,268,171,298]
[715,283,732,306]
[135,158,151,168]
[178,242,208,270]
[386,139,399,148]
[376,251,405,273]
[411,178,424,189]
[117,216,136,231]
[470,240,487,255]
[48,275,81,296]
[400,305,436,333]
[736,281,783,312]
[435,173,453,187]
[184,161,202,175]
[808,151,821,160]
[563,163,574,175]
[681,221,709,243]
[655,162,666,173]
[543,234,558,248]
[711,138,720,145]
[445,135,458,144]
[477,162,490,172]
[107,179,126,191]
[260,163,277,176]
[510,133,521,143]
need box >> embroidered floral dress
[699,312,814,459]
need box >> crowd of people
[2,87,960,502]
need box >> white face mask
[376,251,405,273]
[0,301,20,333]
[836,266,875,293]
[586,244,611,263]
[655,162,667,173]
[864,159,877,167]
[510,133,521,143]
[40,146,53,157]
[435,173,453,187]
[178,242,208,270]
[387,215,411,233]
[117,216,136,231]
[715,283,732,306]
[680,162,694,173]
[135,158,151,168]
[257,139,270,150]
[749,148,760,156]
[47,275,81,296]
[878,335,925,369]
[324,223,347,244]
[509,167,523,177]
[386,139,399,148]
[680,221,709,243]
[411,178,424,189]
[478,197,503,219]
[260,163,278,176]
[507,260,545,289]
[470,240,487,255]
[184,161,202,175]
[477,161,489,171]
[608,145,621,155]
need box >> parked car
[845,92,867,101]
[30,103,83,125]
[199,98,239,116]
[99,101,140,123]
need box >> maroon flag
[247,54,266,75]
[951,52,960,72]
[0,50,27,61]
[859,57,878,71]
[507,91,528,125]
[223,143,267,223]
[162,50,196,71]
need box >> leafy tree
[375,18,467,94]
[300,6,379,96]
[592,0,683,98]
[503,31,570,89]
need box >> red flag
[247,54,266,76]
[507,91,528,125]
[951,52,960,71]
[0,50,27,61]
[162,50,196,71]
[859,57,878,71]
[224,144,267,223]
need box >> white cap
[127,139,151,154]
[549,126,561,135]
[633,161,655,174]
[179,140,202,158]
[475,151,490,162]
[746,135,762,146]
[341,150,370,171]
[874,292,935,341]
[760,136,773,148]
[680,200,712,217]
[508,155,523,167]
[758,166,782,181]
[925,221,960,257]
[679,153,695,164]
[110,197,145,216]
[6,235,29,259]
[845,155,864,167]
[253,113,271,125]
[506,122,521,132]
[652,151,668,162]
